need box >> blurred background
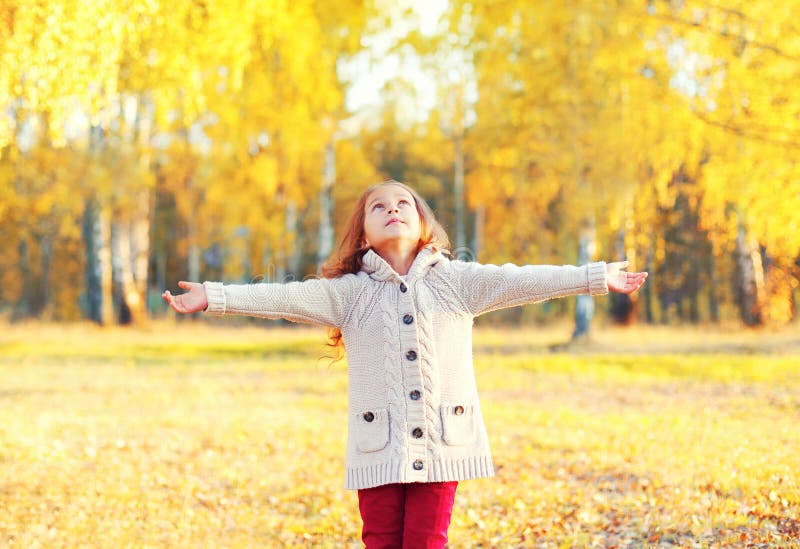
[1,0,798,333]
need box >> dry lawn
[1,320,798,548]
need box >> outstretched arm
[441,260,609,316]
[162,275,357,327]
[440,258,646,317]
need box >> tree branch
[690,108,800,151]
[648,12,800,63]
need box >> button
[412,459,424,471]
[363,411,375,422]
[409,390,421,401]
[399,282,408,293]
[403,314,414,325]
[405,350,417,361]
[412,427,423,438]
[453,406,465,416]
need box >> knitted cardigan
[203,245,608,490]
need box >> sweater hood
[360,245,445,283]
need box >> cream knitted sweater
[203,245,608,490]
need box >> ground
[0,320,798,548]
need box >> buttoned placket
[396,276,428,482]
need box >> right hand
[162,281,208,314]
[606,261,648,295]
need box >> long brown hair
[321,180,450,360]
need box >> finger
[630,273,644,283]
[178,280,192,290]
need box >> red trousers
[357,481,458,549]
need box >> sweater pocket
[440,404,477,446]
[355,408,390,453]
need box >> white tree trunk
[285,200,301,277]
[132,94,153,318]
[572,218,597,341]
[318,138,335,270]
[734,209,765,326]
[110,94,152,324]
[472,204,485,261]
[83,124,113,325]
[111,219,136,323]
[188,214,201,284]
[454,132,466,253]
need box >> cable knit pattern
[414,289,443,464]
[380,285,407,479]
[203,245,608,490]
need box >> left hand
[606,261,648,294]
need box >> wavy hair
[321,180,450,361]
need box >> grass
[0,320,798,548]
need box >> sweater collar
[360,245,444,283]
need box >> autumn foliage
[0,0,798,327]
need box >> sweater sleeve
[202,274,357,328]
[441,260,608,317]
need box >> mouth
[386,218,404,226]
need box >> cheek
[362,221,373,238]
[364,215,380,236]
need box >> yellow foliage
[0,0,798,324]
[249,154,279,199]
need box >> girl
[162,180,647,548]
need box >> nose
[388,205,399,214]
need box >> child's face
[363,184,422,253]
